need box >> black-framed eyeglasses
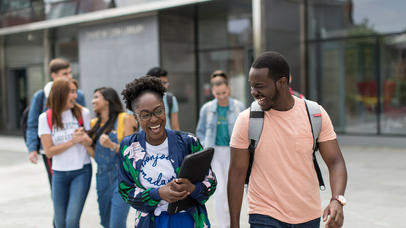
[136,106,165,120]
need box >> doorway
[7,68,27,131]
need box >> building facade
[0,0,405,135]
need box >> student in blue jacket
[27,58,86,188]
[119,76,217,228]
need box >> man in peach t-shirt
[228,52,347,228]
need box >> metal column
[252,0,266,59]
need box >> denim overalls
[95,120,130,228]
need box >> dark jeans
[249,214,320,228]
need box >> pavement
[0,135,405,228]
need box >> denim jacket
[196,97,245,148]
[118,129,217,228]
[26,88,86,152]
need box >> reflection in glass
[308,0,406,39]
[309,34,406,135]
[309,38,379,134]
[0,0,45,28]
[199,49,248,106]
[263,0,304,92]
[380,34,406,134]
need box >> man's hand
[323,200,344,228]
[29,151,38,164]
[158,180,190,203]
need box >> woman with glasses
[38,78,92,228]
[85,87,137,228]
[118,76,217,228]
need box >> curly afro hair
[121,76,167,111]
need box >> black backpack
[166,92,174,120]
[20,91,44,143]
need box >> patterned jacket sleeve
[118,136,161,213]
[186,135,217,204]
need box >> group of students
[26,51,347,228]
[25,58,215,228]
[27,58,137,228]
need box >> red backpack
[46,109,83,131]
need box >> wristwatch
[331,195,346,206]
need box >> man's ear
[276,77,288,89]
[50,72,56,80]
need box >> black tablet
[167,147,214,214]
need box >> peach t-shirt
[230,96,336,224]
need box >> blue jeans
[96,166,129,228]
[52,164,92,228]
[249,214,320,228]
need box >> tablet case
[167,147,214,214]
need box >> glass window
[199,48,250,106]
[308,0,406,39]
[0,0,44,28]
[160,7,197,133]
[54,26,79,79]
[198,0,252,50]
[159,0,253,132]
[3,31,45,131]
[198,0,252,105]
[309,37,379,134]
[263,0,305,92]
[380,34,406,134]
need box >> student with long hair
[118,76,217,228]
[38,78,92,228]
[86,87,137,228]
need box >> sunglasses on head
[212,73,226,78]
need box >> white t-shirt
[38,108,91,171]
[140,138,176,216]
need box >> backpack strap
[248,101,264,153]
[247,101,264,184]
[304,99,325,190]
[45,109,83,132]
[78,115,83,127]
[304,99,322,150]
[166,92,173,120]
[46,109,52,132]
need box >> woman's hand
[172,178,195,193]
[73,127,92,146]
[158,180,190,203]
[99,133,113,148]
[72,128,84,144]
